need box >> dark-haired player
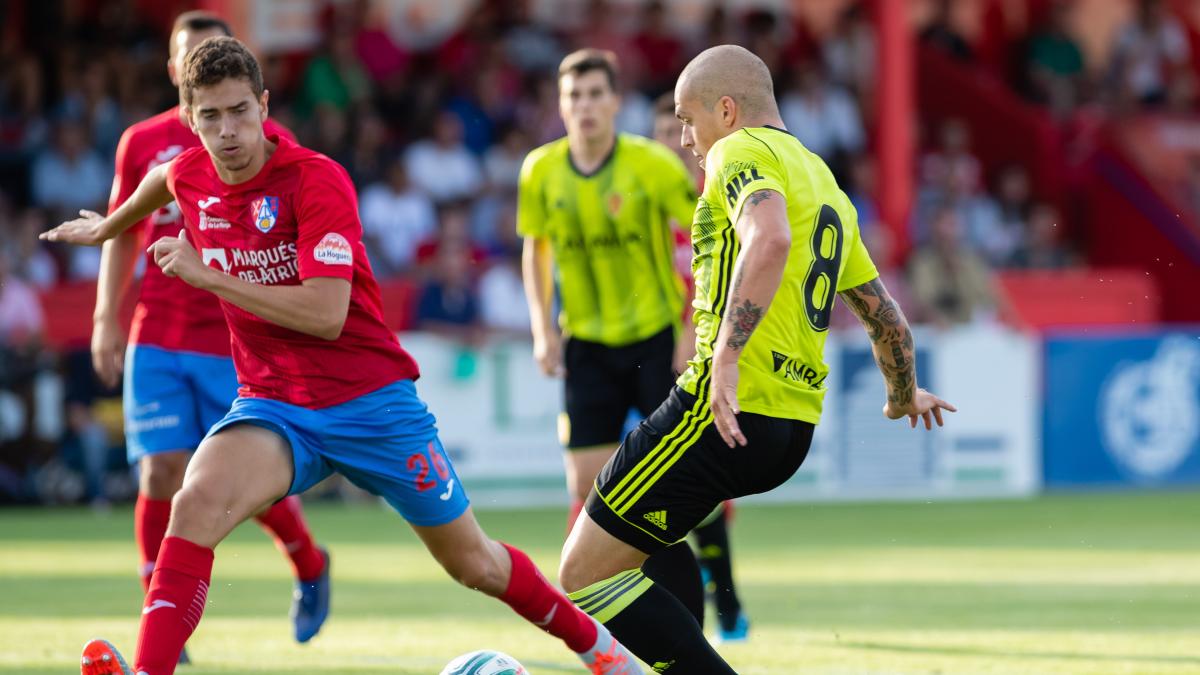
[49,36,642,675]
[518,49,706,623]
[93,12,329,657]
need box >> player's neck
[737,114,787,132]
[568,132,616,175]
[214,138,277,185]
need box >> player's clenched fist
[149,229,212,288]
[39,209,111,246]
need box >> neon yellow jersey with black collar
[677,126,879,423]
[517,133,696,346]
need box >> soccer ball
[439,650,529,675]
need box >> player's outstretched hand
[711,359,747,448]
[884,388,957,430]
[150,229,212,289]
[39,210,109,246]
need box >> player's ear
[259,89,270,122]
[182,104,197,133]
[719,95,737,128]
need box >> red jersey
[167,134,419,409]
[108,107,292,356]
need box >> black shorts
[562,326,675,449]
[586,386,814,553]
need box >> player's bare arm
[521,235,563,376]
[41,163,172,246]
[839,277,957,429]
[711,188,791,447]
[91,232,142,387]
[148,229,351,340]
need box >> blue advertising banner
[1044,331,1200,487]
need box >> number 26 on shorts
[407,441,451,492]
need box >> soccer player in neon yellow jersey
[558,45,958,672]
[519,49,705,621]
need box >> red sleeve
[107,127,141,216]
[165,151,181,201]
[296,159,360,281]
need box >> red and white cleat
[80,639,133,675]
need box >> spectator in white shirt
[780,63,865,174]
[359,159,438,278]
[30,119,110,219]
[405,110,484,204]
[0,253,45,350]
[1112,0,1192,107]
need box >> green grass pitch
[2,491,1198,674]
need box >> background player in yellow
[518,49,705,621]
[558,45,958,673]
[649,92,751,644]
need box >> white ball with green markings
[439,650,529,675]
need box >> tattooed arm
[839,277,957,429]
[710,188,791,447]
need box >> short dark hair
[180,36,263,107]
[558,49,619,91]
[169,11,233,58]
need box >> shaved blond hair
[676,45,778,118]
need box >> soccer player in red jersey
[95,13,330,656]
[49,36,642,675]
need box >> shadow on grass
[839,640,1200,666]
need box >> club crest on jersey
[607,192,623,216]
[251,196,280,233]
[313,232,353,266]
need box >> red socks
[254,496,326,581]
[134,495,172,593]
[134,536,214,675]
[498,543,597,653]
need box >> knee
[558,549,593,595]
[170,481,228,528]
[140,454,189,499]
[569,479,592,503]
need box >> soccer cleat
[578,616,645,675]
[715,611,750,644]
[80,639,132,675]
[290,547,331,643]
[178,645,190,666]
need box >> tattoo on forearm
[726,298,765,350]
[840,277,916,407]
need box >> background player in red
[47,36,642,675]
[94,13,331,655]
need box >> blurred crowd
[0,0,1195,504]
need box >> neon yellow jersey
[517,133,696,346]
[677,126,879,423]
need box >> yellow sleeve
[710,130,788,226]
[516,150,547,239]
[650,143,698,229]
[837,220,880,291]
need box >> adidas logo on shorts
[643,510,668,530]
